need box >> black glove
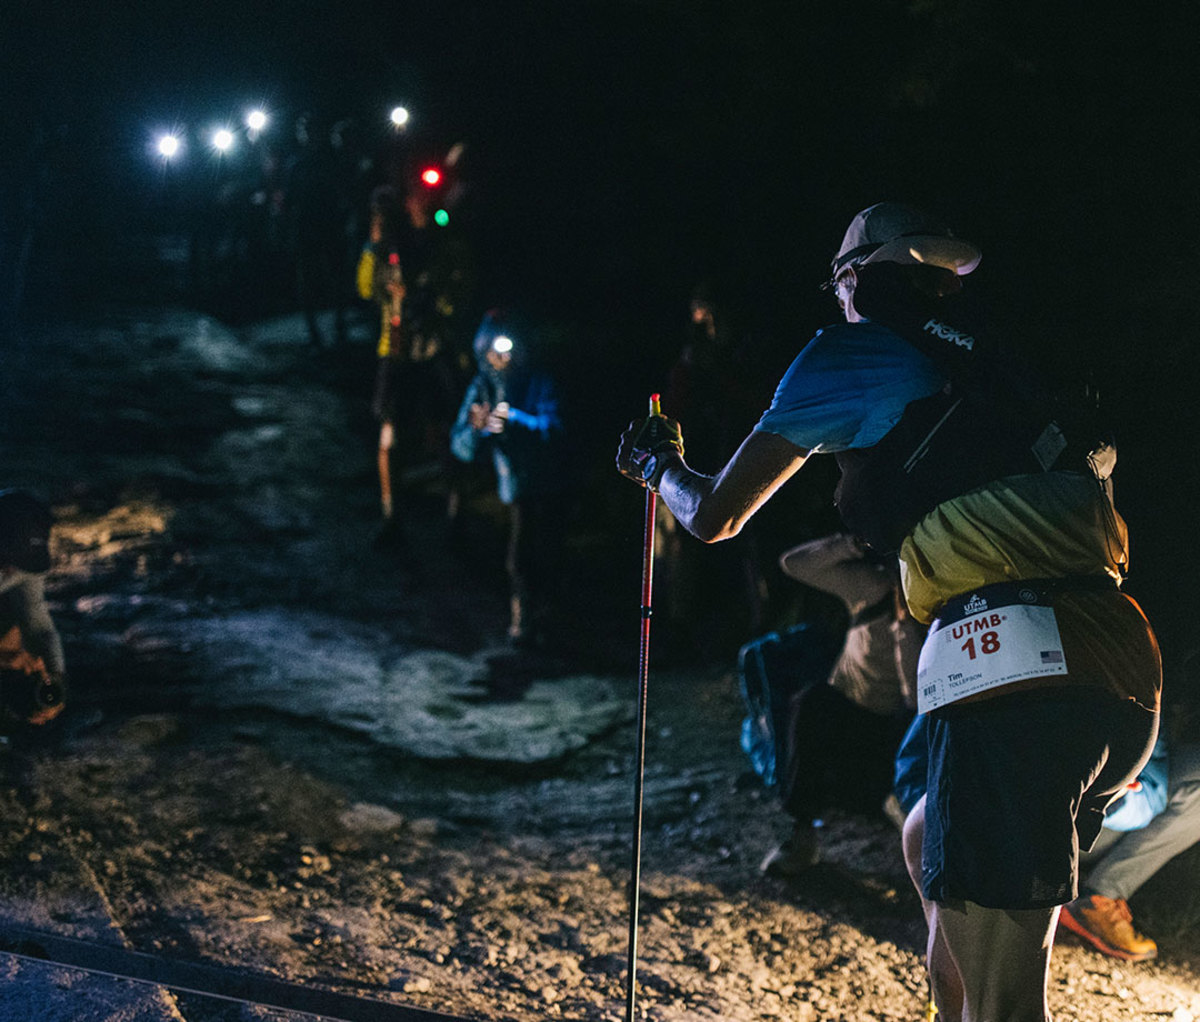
[617,415,685,491]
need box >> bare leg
[506,503,525,641]
[378,421,394,520]
[903,797,963,1022]
[932,898,1058,1022]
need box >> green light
[434,208,450,227]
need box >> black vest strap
[831,264,1106,552]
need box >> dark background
[3,0,1198,694]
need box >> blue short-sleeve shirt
[754,321,945,453]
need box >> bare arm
[656,430,809,543]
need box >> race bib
[917,586,1068,713]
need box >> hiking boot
[759,824,819,879]
[1059,894,1157,962]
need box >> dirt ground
[2,303,1200,1022]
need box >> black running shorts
[921,686,1158,909]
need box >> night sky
[9,3,1200,327]
[4,1,1199,675]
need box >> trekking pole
[625,392,661,1022]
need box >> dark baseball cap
[832,202,981,278]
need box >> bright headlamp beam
[156,134,181,159]
[492,335,513,354]
[390,106,410,128]
[212,128,235,152]
[246,109,267,132]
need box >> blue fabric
[736,622,842,787]
[893,712,930,815]
[450,366,564,504]
[754,321,945,453]
[1103,735,1169,831]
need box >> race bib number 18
[917,590,1068,713]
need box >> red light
[420,167,442,187]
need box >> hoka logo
[924,318,976,351]
[962,593,988,615]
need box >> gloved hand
[616,415,685,491]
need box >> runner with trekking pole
[616,202,1159,1022]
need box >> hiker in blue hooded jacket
[451,310,566,647]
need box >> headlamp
[492,335,514,355]
[156,134,181,159]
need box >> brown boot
[1059,894,1157,962]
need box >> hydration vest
[832,263,1109,553]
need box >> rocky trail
[1,305,1199,1021]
